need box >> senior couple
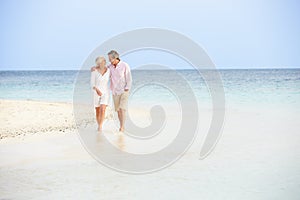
[90,50,132,133]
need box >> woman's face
[101,59,106,66]
[96,58,106,66]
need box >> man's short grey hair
[108,50,119,59]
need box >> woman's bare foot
[119,127,124,132]
[97,126,102,132]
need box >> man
[107,50,132,132]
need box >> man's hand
[95,88,102,96]
[91,66,96,72]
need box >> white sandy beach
[0,99,300,199]
[0,99,76,139]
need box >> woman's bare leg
[95,107,101,131]
[98,104,107,131]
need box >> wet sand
[0,99,299,199]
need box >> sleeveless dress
[90,68,110,107]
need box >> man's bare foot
[97,126,102,132]
[119,127,124,132]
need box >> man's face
[108,55,118,65]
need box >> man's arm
[91,66,96,72]
[124,63,132,91]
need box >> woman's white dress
[90,68,110,107]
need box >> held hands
[94,87,102,96]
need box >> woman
[90,56,110,132]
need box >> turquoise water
[0,69,299,109]
[0,70,76,102]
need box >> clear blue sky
[0,0,299,70]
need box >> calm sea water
[0,69,299,109]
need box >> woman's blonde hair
[95,56,106,63]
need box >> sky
[0,0,299,70]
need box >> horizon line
[1,66,300,71]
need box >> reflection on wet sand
[116,134,125,151]
[79,125,127,157]
[96,131,125,151]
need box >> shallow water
[1,69,299,110]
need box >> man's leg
[113,94,123,131]
[118,91,129,132]
[118,108,126,132]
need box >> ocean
[1,69,300,198]
[0,69,299,110]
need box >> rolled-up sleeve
[108,67,113,91]
[90,71,96,90]
[124,63,132,90]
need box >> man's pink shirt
[108,61,132,95]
